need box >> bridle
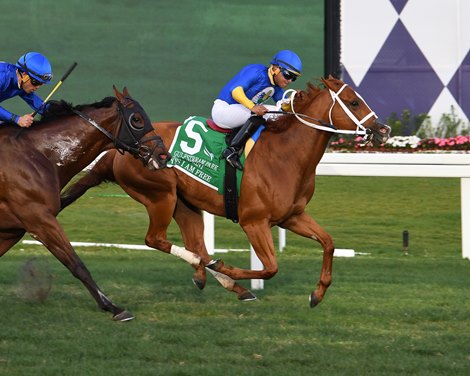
[71,97,164,164]
[280,84,378,137]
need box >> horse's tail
[60,150,117,211]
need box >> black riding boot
[222,116,264,170]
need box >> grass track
[1,175,468,375]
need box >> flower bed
[328,135,470,153]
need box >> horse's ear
[320,75,339,88]
[296,89,307,102]
[113,85,124,101]
[122,87,130,97]
[321,76,341,91]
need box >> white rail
[204,153,470,289]
[316,153,470,260]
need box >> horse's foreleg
[26,214,132,321]
[208,220,279,280]
[281,211,334,308]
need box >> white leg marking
[206,267,235,290]
[170,245,201,266]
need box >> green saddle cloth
[167,116,244,193]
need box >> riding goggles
[280,68,298,82]
[30,77,44,86]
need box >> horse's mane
[266,81,323,133]
[39,97,116,123]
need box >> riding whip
[32,62,78,117]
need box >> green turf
[2,175,467,375]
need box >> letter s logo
[180,119,208,155]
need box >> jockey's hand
[17,113,34,128]
[276,98,292,112]
[251,105,268,116]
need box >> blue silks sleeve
[0,106,18,123]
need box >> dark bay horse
[0,86,169,321]
[61,77,390,307]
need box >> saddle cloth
[167,116,260,193]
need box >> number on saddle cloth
[167,116,239,192]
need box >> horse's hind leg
[281,211,334,308]
[24,211,132,321]
[0,231,25,257]
[173,199,207,289]
[173,198,256,301]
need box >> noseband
[285,84,378,137]
[71,97,163,162]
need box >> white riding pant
[211,99,280,130]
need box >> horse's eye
[351,100,359,108]
[128,113,145,130]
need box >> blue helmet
[16,52,53,84]
[270,50,302,76]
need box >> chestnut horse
[0,87,170,321]
[61,77,390,307]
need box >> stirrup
[227,156,243,170]
[223,149,243,170]
[222,147,237,159]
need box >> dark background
[3,0,324,121]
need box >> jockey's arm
[232,86,267,116]
[232,86,254,110]
[0,105,19,123]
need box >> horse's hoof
[238,290,257,301]
[192,277,206,290]
[206,259,222,271]
[113,310,134,322]
[309,293,320,308]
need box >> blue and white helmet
[270,50,302,76]
[16,52,53,84]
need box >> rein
[72,107,115,140]
[71,98,160,159]
[271,86,377,137]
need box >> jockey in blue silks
[212,50,302,170]
[0,52,53,128]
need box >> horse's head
[320,76,391,146]
[113,86,170,170]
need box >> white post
[462,178,470,259]
[279,228,286,252]
[250,245,264,290]
[203,211,215,255]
